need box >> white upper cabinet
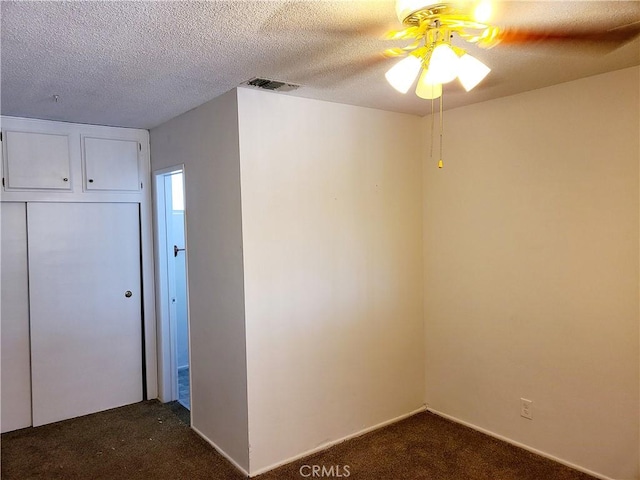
[1,117,149,201]
[3,131,72,190]
[83,137,140,192]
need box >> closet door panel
[1,202,32,432]
[28,202,143,426]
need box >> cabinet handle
[63,177,68,182]
[88,179,94,183]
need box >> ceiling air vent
[244,78,300,92]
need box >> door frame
[152,165,191,405]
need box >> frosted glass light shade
[395,0,430,22]
[458,53,491,91]
[425,44,459,84]
[385,55,422,94]
[416,70,442,99]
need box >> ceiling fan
[383,0,640,100]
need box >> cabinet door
[83,137,140,191]
[4,131,71,190]
[28,202,143,426]
[0,202,32,432]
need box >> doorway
[153,166,190,411]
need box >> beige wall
[423,66,639,480]
[237,88,425,474]
[150,90,250,472]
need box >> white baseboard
[426,408,615,480]
[249,405,428,477]
[191,424,250,478]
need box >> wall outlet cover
[520,398,533,420]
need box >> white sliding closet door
[28,202,143,426]
[1,202,32,432]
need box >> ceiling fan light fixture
[457,53,491,91]
[416,70,442,99]
[385,54,422,93]
[425,43,459,84]
[388,0,494,99]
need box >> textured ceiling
[1,1,639,129]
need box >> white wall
[423,67,639,480]
[149,90,249,472]
[237,88,425,474]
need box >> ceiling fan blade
[383,41,424,58]
[493,20,640,51]
[260,1,395,38]
[286,54,389,89]
[264,21,391,38]
[384,26,426,41]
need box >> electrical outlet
[520,398,533,420]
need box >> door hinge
[139,143,141,152]
[141,182,143,189]
[0,131,3,141]
[2,178,4,187]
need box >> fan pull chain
[430,97,435,159]
[438,93,444,169]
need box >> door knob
[125,290,132,298]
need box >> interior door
[28,202,143,426]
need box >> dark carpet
[256,413,596,480]
[1,401,240,480]
[1,401,596,480]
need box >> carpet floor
[1,401,596,480]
